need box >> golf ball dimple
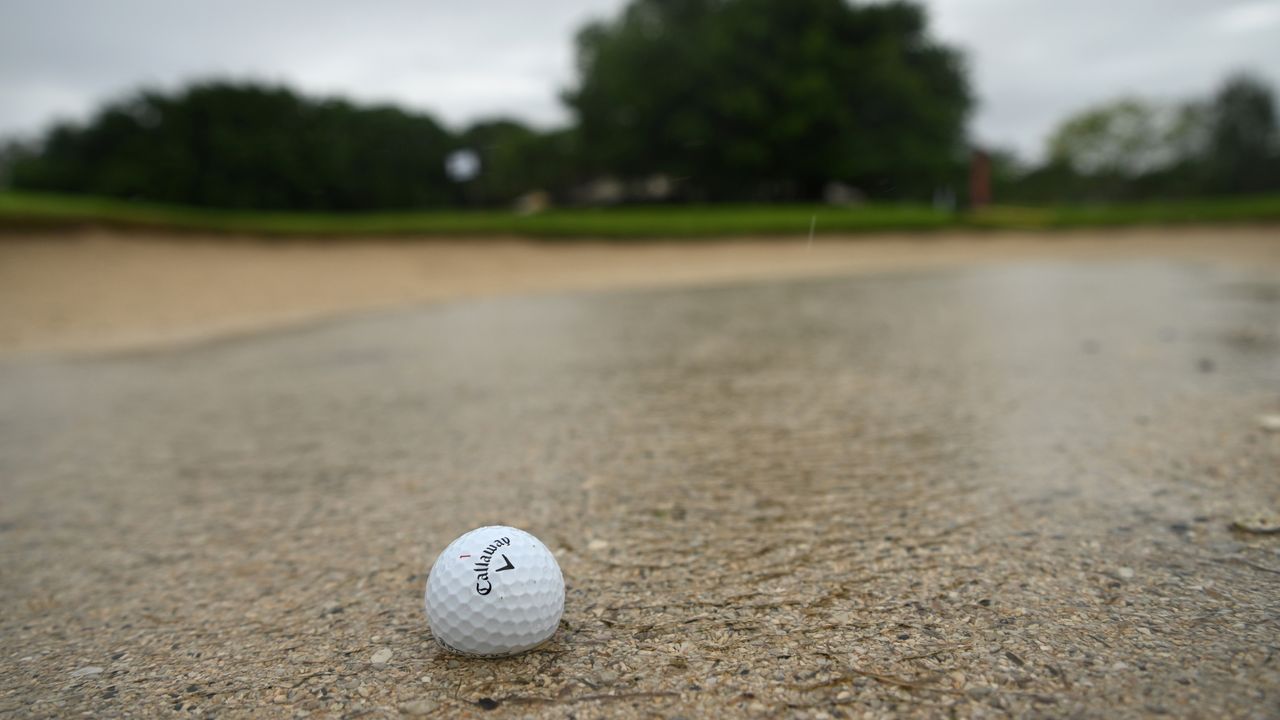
[424,525,565,657]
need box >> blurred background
[2,0,1278,218]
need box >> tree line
[1,0,1276,211]
[1,0,969,210]
[1000,73,1280,203]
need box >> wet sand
[1,226,1277,356]
[1,228,1278,717]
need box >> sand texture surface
[1,228,1278,717]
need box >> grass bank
[2,190,1279,238]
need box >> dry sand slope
[0,226,1277,356]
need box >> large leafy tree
[564,0,971,200]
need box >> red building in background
[969,149,992,209]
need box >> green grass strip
[2,190,1278,238]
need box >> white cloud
[1214,0,1280,33]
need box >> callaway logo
[473,536,514,596]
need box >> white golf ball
[424,525,564,656]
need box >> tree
[564,0,971,201]
[1047,98,1185,177]
[9,81,457,211]
[1204,73,1279,195]
[1040,74,1279,201]
[0,140,31,189]
[458,120,583,206]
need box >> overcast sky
[2,0,1278,159]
